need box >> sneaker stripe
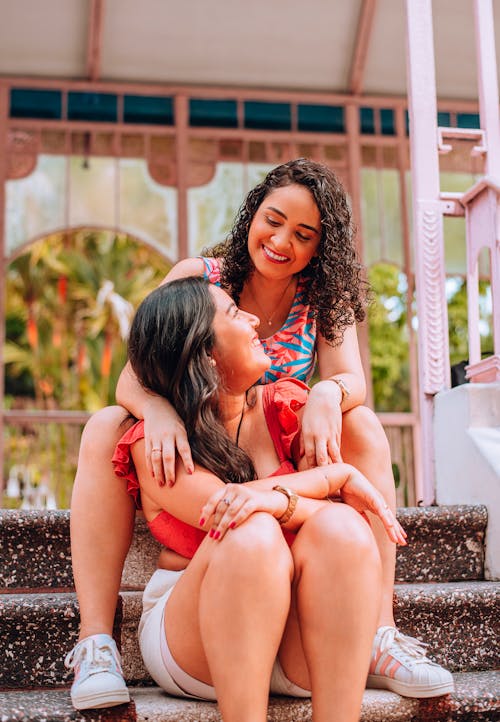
[387,659,402,679]
[378,654,394,676]
[369,648,383,674]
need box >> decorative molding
[6,131,38,180]
[147,159,177,187]
[420,207,447,393]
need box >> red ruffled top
[112,378,309,558]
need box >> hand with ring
[143,396,194,487]
[199,484,285,541]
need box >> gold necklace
[249,276,295,327]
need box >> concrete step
[393,582,500,674]
[0,671,498,722]
[1,581,498,690]
[0,505,488,591]
[394,505,487,583]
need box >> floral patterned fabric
[201,257,317,384]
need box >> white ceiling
[0,0,499,100]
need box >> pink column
[405,0,451,504]
[462,0,500,381]
[475,0,500,173]
[0,84,7,499]
[175,94,189,260]
[345,102,374,408]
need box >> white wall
[434,384,500,580]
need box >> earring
[209,357,216,367]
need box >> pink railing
[405,0,500,504]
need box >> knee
[343,405,391,460]
[80,405,131,458]
[298,505,381,570]
[219,512,292,576]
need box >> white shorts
[138,569,311,700]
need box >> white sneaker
[64,634,130,709]
[367,626,455,698]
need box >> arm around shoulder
[161,257,206,284]
[316,324,366,410]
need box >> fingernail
[209,529,215,538]
[199,517,205,527]
[230,522,236,529]
[187,466,194,475]
[168,480,174,488]
[214,531,221,540]
[159,480,165,487]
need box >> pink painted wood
[405,0,450,505]
[462,0,500,383]
[0,85,7,498]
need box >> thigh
[340,405,391,464]
[276,585,311,691]
[163,535,217,685]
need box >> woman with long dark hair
[67,159,453,709]
[111,276,405,722]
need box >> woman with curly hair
[108,276,406,722]
[67,159,453,709]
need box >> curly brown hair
[207,158,367,346]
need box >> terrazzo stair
[0,505,489,590]
[0,506,499,722]
[1,581,498,690]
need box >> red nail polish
[199,518,205,527]
[214,531,221,540]
[209,528,214,538]
[230,522,236,529]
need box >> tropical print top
[201,257,317,384]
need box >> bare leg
[70,406,136,639]
[165,513,293,722]
[341,406,396,628]
[279,504,382,722]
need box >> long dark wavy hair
[207,158,367,346]
[127,277,256,484]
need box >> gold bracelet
[328,377,350,404]
[272,485,298,525]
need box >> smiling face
[210,285,271,391]
[247,183,322,280]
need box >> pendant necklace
[235,391,248,447]
[250,276,295,327]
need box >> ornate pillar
[406,0,450,504]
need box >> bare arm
[202,464,406,544]
[115,257,206,413]
[115,257,206,483]
[300,324,367,466]
[130,438,290,529]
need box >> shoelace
[377,627,431,665]
[64,638,121,674]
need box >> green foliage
[368,263,411,412]
[5,230,170,411]
[447,277,493,366]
